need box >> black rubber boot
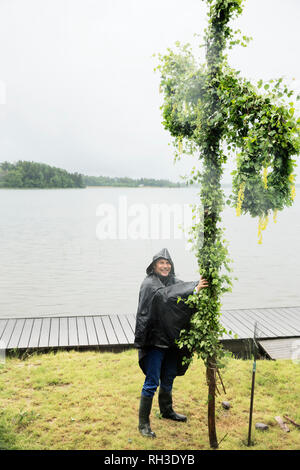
[138,394,156,438]
[158,387,187,422]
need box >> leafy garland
[156,0,300,368]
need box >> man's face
[154,258,171,277]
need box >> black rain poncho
[134,248,198,376]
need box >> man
[134,248,208,438]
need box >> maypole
[157,0,299,448]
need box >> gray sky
[0,0,299,182]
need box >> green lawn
[0,349,299,450]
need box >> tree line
[0,161,184,188]
[0,161,85,188]
[83,175,183,187]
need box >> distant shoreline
[2,161,299,190]
[0,185,194,190]
[1,184,300,190]
[0,184,202,189]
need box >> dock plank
[68,317,78,347]
[102,316,118,344]
[1,320,16,348]
[18,319,34,349]
[110,315,128,344]
[8,318,25,349]
[39,318,51,348]
[85,317,98,346]
[59,318,69,347]
[28,319,42,348]
[77,317,88,346]
[125,314,136,336]
[118,315,134,343]
[49,318,59,348]
[93,317,108,345]
[0,319,8,340]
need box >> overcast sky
[0,0,299,182]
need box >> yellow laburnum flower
[263,166,268,189]
[273,209,278,224]
[262,214,269,230]
[236,182,245,217]
[258,213,269,244]
[289,174,296,201]
[178,138,183,155]
[291,185,296,201]
[258,230,263,245]
[289,174,295,183]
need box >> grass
[0,349,299,450]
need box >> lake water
[1,186,300,319]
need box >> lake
[1,186,300,319]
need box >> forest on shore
[0,161,183,188]
[0,161,85,188]
[83,174,182,187]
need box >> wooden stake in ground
[247,322,258,446]
[283,415,300,428]
[207,358,218,448]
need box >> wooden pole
[247,358,256,446]
[206,357,218,449]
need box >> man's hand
[195,278,209,293]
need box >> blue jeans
[141,347,178,398]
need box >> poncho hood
[146,247,175,276]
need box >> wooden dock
[0,307,300,359]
